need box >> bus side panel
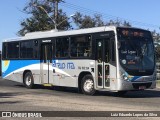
[2,60,40,84]
[109,63,117,90]
[52,59,95,88]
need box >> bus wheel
[24,72,34,89]
[81,75,96,95]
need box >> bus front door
[40,44,53,84]
[96,39,110,88]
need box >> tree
[72,12,105,29]
[106,19,131,27]
[18,0,133,36]
[123,20,131,27]
[152,30,160,42]
[72,12,132,29]
[18,0,70,36]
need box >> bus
[2,26,156,95]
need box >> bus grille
[132,82,152,89]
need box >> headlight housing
[119,69,130,81]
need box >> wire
[59,2,160,31]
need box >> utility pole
[54,0,58,30]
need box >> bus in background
[1,26,156,95]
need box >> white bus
[2,26,156,95]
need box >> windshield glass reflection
[118,33,155,76]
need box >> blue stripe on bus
[130,76,141,81]
[2,60,40,78]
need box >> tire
[24,72,34,89]
[81,74,96,95]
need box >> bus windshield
[117,28,155,76]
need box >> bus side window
[56,38,69,58]
[7,42,19,59]
[70,35,92,58]
[34,40,39,59]
[2,43,7,59]
[20,41,34,59]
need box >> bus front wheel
[24,72,34,89]
[81,75,96,95]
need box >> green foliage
[106,19,131,27]
[72,12,105,29]
[18,0,70,36]
[18,0,139,36]
[72,12,132,29]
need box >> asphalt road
[0,78,160,120]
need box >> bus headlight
[123,74,128,80]
[120,70,129,81]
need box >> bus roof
[24,26,116,40]
[3,26,148,42]
[3,26,116,42]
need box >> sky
[0,0,160,50]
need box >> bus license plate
[139,86,146,90]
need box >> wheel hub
[84,79,93,92]
[26,76,31,86]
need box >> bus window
[105,40,110,63]
[20,41,34,59]
[70,35,92,57]
[97,40,102,63]
[2,43,7,59]
[34,40,39,59]
[111,40,115,62]
[41,44,52,63]
[7,42,19,59]
[56,38,69,58]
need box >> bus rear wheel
[81,75,96,95]
[24,72,34,89]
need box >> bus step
[43,84,53,87]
